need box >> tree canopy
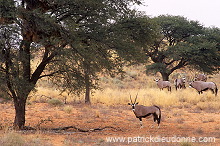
[0,0,158,129]
[145,15,220,80]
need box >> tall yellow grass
[31,85,220,110]
[30,64,220,109]
[90,87,219,107]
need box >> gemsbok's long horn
[129,94,133,104]
[134,93,138,103]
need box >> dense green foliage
[145,15,220,80]
[0,0,157,128]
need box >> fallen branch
[19,125,121,132]
[50,126,121,132]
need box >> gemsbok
[174,77,186,90]
[155,79,171,92]
[189,81,218,96]
[128,95,161,128]
[195,74,207,82]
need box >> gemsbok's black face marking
[189,82,193,88]
[128,103,139,111]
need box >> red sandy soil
[0,102,219,146]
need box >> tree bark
[13,97,27,129]
[12,38,31,129]
[84,62,91,104]
[160,71,170,81]
[85,77,90,104]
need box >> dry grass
[36,86,219,110]
[0,131,53,146]
[29,64,220,111]
[90,88,177,106]
[90,87,220,111]
[63,105,73,114]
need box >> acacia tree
[0,0,154,129]
[78,15,158,104]
[145,15,220,80]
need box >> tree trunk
[85,79,90,104]
[84,62,91,104]
[13,97,27,129]
[160,71,170,81]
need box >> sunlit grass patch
[30,86,70,103]
[0,131,53,146]
[33,82,220,110]
[31,64,220,110]
[196,101,220,111]
[63,105,73,114]
[0,131,25,146]
[149,89,179,107]
[91,88,180,107]
[91,88,131,105]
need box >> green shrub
[47,98,63,106]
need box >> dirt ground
[0,102,219,146]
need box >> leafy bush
[47,98,63,106]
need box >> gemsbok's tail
[214,82,218,96]
[154,105,161,126]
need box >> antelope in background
[155,79,171,92]
[189,81,218,96]
[195,74,207,82]
[128,95,161,128]
[174,77,186,90]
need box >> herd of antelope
[128,74,218,128]
[154,74,218,96]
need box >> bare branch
[38,70,64,79]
